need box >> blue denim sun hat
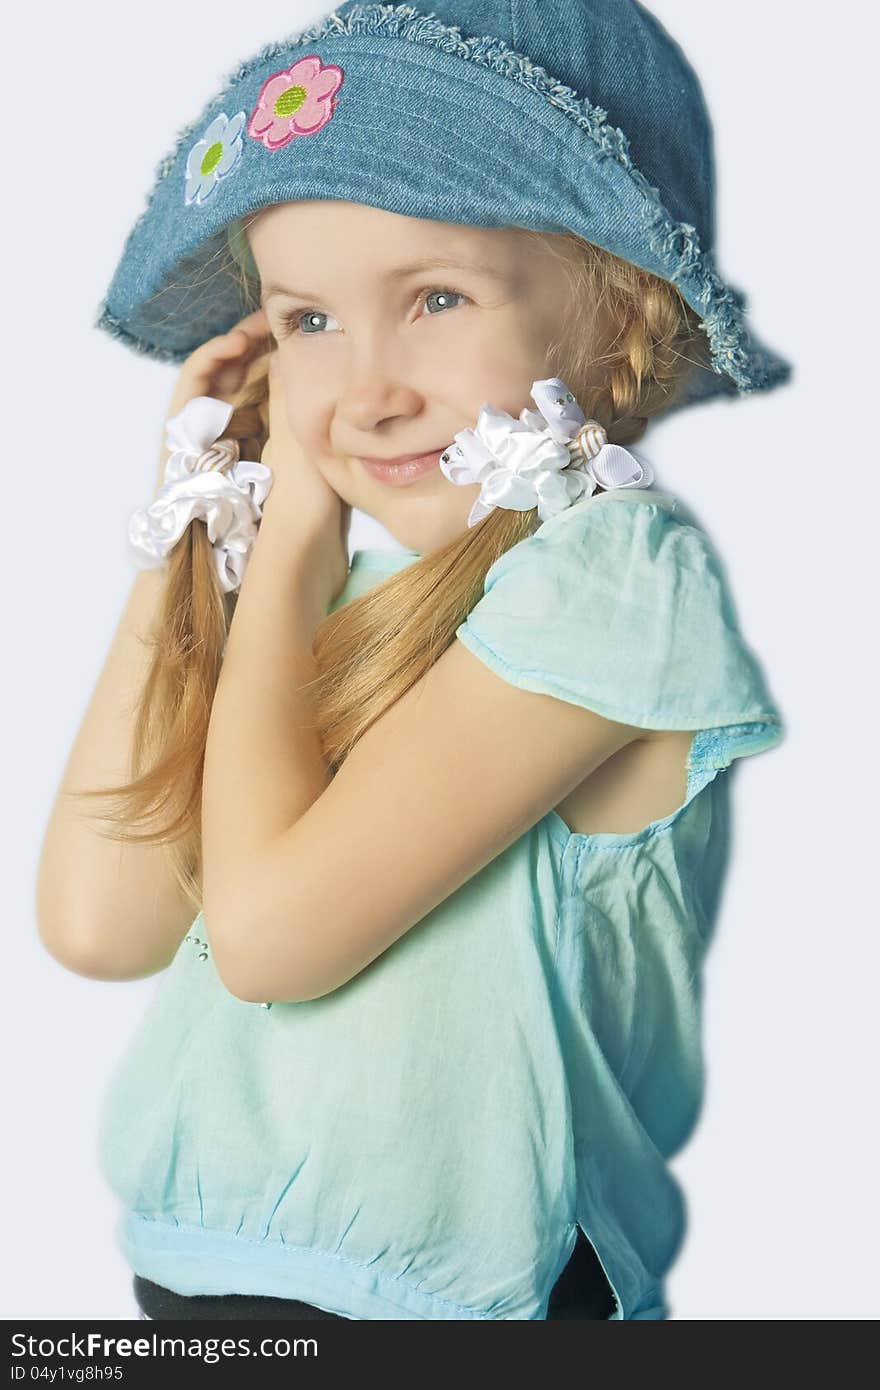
[95,0,792,414]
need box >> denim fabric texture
[98,491,786,1320]
[94,0,791,414]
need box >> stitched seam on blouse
[547,862,580,1231]
[126,1214,493,1319]
[551,861,566,977]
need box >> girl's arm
[203,506,645,1005]
[36,312,272,981]
[35,568,200,980]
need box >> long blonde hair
[69,211,709,913]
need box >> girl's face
[248,200,583,555]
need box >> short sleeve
[455,493,785,769]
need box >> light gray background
[6,1,876,1319]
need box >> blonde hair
[70,209,709,913]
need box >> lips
[357,448,445,487]
[364,449,445,466]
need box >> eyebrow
[260,256,508,304]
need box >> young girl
[37,0,790,1320]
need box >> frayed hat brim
[95,3,792,411]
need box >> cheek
[452,322,553,411]
[319,456,361,508]
[278,378,326,452]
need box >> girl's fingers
[231,307,273,343]
[186,334,258,387]
[186,310,272,375]
[168,311,274,410]
[161,311,274,486]
[209,309,273,363]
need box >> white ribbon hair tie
[439,376,654,527]
[128,396,273,594]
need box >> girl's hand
[259,351,351,605]
[155,308,273,496]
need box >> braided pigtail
[66,356,271,913]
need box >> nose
[336,366,424,441]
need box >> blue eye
[422,289,467,316]
[277,287,468,339]
[291,309,340,337]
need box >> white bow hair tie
[439,377,654,526]
[129,396,274,594]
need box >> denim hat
[95,0,792,414]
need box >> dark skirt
[133,1225,616,1321]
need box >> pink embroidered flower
[247,56,344,151]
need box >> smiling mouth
[357,449,445,487]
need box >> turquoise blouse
[98,488,785,1320]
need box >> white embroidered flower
[184,111,246,206]
[129,396,273,594]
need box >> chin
[402,521,467,555]
[337,468,476,552]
